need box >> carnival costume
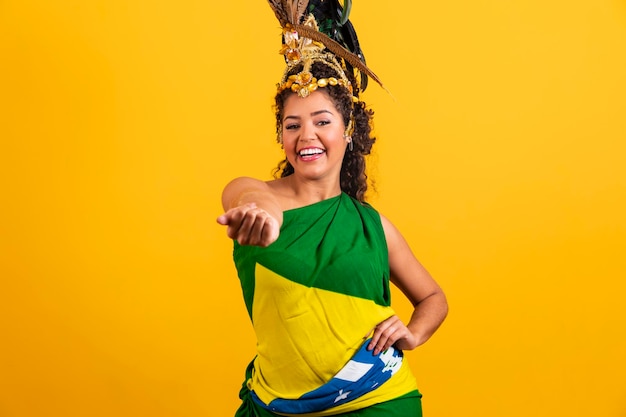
[232,2,421,415]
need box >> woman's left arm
[367,214,448,355]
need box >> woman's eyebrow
[284,109,333,121]
[311,110,333,116]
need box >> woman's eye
[285,124,299,130]
[317,120,330,126]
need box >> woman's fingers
[218,204,280,247]
[240,207,277,246]
[367,316,415,355]
[260,215,280,247]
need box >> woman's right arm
[216,177,283,247]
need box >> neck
[285,175,342,206]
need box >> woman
[217,3,447,416]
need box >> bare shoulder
[266,176,290,193]
[378,213,405,249]
[223,176,270,192]
[221,176,275,211]
[266,177,301,210]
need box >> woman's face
[281,90,348,183]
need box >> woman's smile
[297,146,326,161]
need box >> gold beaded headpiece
[267,0,385,102]
[277,17,356,101]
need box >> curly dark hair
[273,61,376,202]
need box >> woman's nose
[299,122,316,141]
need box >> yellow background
[1,1,625,416]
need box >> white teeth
[299,148,324,156]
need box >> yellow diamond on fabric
[251,263,396,401]
[249,264,417,414]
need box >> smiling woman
[280,91,349,188]
[273,60,376,204]
[215,1,448,416]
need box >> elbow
[417,289,449,321]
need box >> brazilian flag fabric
[233,193,419,416]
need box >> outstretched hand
[217,203,280,247]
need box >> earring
[344,117,355,137]
[346,136,353,151]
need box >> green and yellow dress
[233,193,421,417]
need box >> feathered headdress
[267,0,384,100]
